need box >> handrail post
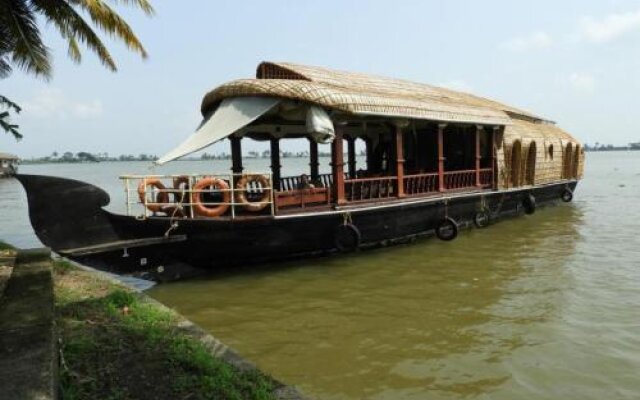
[230,173,235,219]
[331,124,346,205]
[142,177,148,218]
[189,175,195,219]
[230,136,243,174]
[347,136,357,179]
[125,178,131,216]
[475,125,482,188]
[269,172,275,216]
[438,123,447,192]
[270,138,281,191]
[395,123,405,198]
[492,126,499,190]
[309,137,319,182]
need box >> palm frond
[0,94,23,140]
[61,25,82,63]
[68,0,148,59]
[32,0,118,71]
[106,0,154,16]
[0,56,11,78]
[0,95,22,113]
[0,0,51,78]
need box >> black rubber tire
[523,193,536,215]
[561,188,573,203]
[335,223,361,252]
[473,210,491,228]
[436,217,458,241]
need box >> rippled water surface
[2,152,639,399]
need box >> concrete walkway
[0,249,56,400]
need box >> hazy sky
[2,0,640,158]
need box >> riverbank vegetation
[54,261,277,400]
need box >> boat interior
[128,105,499,220]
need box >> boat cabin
[126,62,583,219]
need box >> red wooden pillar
[347,136,357,179]
[475,125,482,187]
[331,125,346,205]
[309,138,319,182]
[492,126,499,190]
[438,123,447,192]
[270,138,281,191]
[230,136,243,174]
[395,125,405,197]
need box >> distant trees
[584,143,640,151]
[24,151,158,163]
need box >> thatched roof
[201,61,549,126]
[505,119,576,144]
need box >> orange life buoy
[138,178,170,213]
[191,177,230,217]
[235,174,271,212]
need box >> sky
[3,0,640,158]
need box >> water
[2,152,639,399]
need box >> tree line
[23,151,158,164]
[584,142,640,151]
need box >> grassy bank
[54,261,277,400]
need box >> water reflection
[7,154,640,399]
[149,205,583,399]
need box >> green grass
[54,262,277,400]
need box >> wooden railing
[404,172,439,195]
[479,168,493,188]
[274,187,330,210]
[443,170,476,190]
[345,176,397,202]
[279,173,334,191]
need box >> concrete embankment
[0,243,306,400]
[0,248,56,400]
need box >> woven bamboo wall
[497,119,583,189]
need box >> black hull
[16,174,578,281]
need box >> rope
[164,221,179,238]
[164,187,188,237]
[488,193,507,217]
[342,211,353,225]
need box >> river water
[1,152,639,399]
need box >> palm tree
[1,0,154,138]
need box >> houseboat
[0,153,18,177]
[17,62,584,280]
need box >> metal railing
[120,172,274,219]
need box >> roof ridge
[257,61,545,122]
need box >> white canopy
[156,96,280,165]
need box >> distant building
[0,153,19,177]
[630,142,640,150]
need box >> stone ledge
[0,252,56,400]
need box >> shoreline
[0,240,305,400]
